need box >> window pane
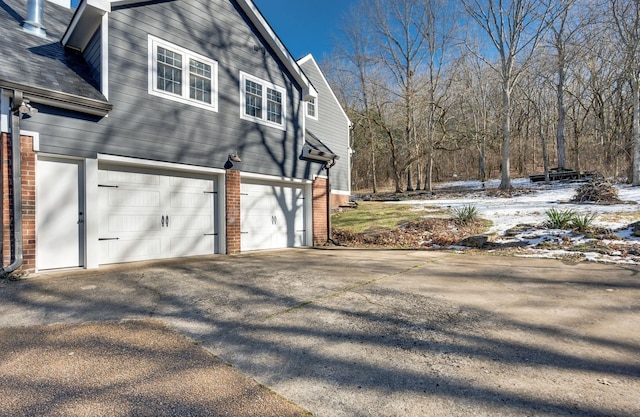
[267,88,282,124]
[245,79,262,118]
[156,46,182,95]
[189,59,212,103]
[307,98,316,117]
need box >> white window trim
[239,71,287,130]
[306,96,318,121]
[148,35,218,112]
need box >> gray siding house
[298,54,351,207]
[0,0,350,274]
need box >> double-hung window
[240,71,286,130]
[306,97,318,120]
[149,35,218,111]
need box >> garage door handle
[161,216,165,227]
[166,215,169,227]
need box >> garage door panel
[170,191,211,209]
[170,214,211,231]
[100,170,160,187]
[101,237,162,263]
[107,189,161,208]
[99,166,217,264]
[241,182,306,251]
[105,214,161,233]
[169,234,214,257]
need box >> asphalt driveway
[1,249,639,416]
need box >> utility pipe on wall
[1,91,24,277]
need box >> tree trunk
[557,59,567,169]
[500,82,512,190]
[426,153,434,192]
[633,76,640,185]
[371,140,377,194]
[539,108,550,183]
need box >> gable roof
[298,54,351,127]
[63,0,317,100]
[0,0,111,116]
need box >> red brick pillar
[312,177,328,246]
[1,132,10,267]
[1,133,36,273]
[20,135,36,272]
[225,169,241,254]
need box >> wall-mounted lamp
[224,151,242,169]
[18,102,38,117]
[11,94,38,117]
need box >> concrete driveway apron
[1,249,639,417]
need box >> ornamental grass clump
[570,213,597,232]
[453,204,479,225]
[544,208,576,229]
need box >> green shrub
[570,213,597,232]
[453,204,479,224]
[545,208,576,229]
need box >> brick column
[20,135,36,272]
[312,177,328,246]
[1,132,10,267]
[225,169,241,254]
[1,133,36,273]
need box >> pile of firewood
[571,179,623,204]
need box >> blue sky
[69,0,353,59]
[252,0,356,60]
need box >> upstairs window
[306,97,318,120]
[240,71,286,130]
[149,35,218,111]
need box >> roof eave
[0,79,112,117]
[62,0,110,51]
[236,0,317,100]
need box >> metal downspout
[1,92,24,277]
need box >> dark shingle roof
[0,0,107,104]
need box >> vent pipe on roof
[23,0,47,38]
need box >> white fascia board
[97,154,226,175]
[101,13,109,99]
[236,0,313,95]
[62,0,110,49]
[298,54,351,126]
[240,171,312,185]
[332,189,351,195]
[19,130,39,151]
[0,89,9,133]
[89,0,112,10]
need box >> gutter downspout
[1,91,24,277]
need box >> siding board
[23,0,309,179]
[299,57,351,193]
[83,28,101,88]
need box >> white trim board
[97,154,226,175]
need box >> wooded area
[324,0,640,192]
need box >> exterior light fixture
[224,152,242,169]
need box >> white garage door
[241,182,306,251]
[98,166,217,264]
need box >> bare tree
[610,0,640,185]
[367,0,433,191]
[462,0,556,189]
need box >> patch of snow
[390,178,640,265]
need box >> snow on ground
[391,178,640,264]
